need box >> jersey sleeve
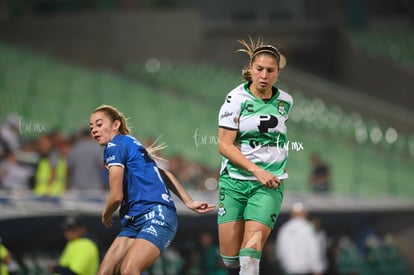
[278,90,294,118]
[286,95,294,117]
[218,92,241,130]
[104,142,127,168]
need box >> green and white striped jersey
[218,82,293,180]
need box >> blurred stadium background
[0,1,414,274]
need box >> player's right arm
[218,127,280,188]
[218,127,259,173]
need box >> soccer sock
[221,255,240,269]
[239,248,262,275]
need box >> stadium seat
[1,43,414,199]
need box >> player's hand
[102,212,113,228]
[187,201,216,214]
[251,168,281,189]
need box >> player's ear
[113,120,121,131]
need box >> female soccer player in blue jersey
[89,105,215,275]
[217,37,293,274]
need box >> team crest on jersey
[218,203,226,216]
[107,142,117,148]
[278,102,286,115]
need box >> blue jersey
[103,134,176,218]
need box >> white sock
[239,256,260,275]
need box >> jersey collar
[244,82,280,104]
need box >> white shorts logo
[143,225,158,236]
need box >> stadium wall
[1,9,412,114]
[338,29,414,112]
[0,10,337,72]
[0,10,204,69]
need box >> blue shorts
[119,204,178,253]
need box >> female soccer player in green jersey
[217,37,293,275]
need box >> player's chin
[257,83,270,91]
[96,137,107,146]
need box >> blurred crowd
[0,113,219,198]
[1,113,410,275]
[1,111,326,198]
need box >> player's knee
[97,263,115,275]
[221,255,240,269]
[120,262,141,275]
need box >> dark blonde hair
[237,36,286,82]
[92,105,166,159]
[93,104,130,135]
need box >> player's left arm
[159,168,216,214]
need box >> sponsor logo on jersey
[107,142,117,148]
[162,193,171,202]
[151,219,165,226]
[220,111,233,120]
[106,155,116,163]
